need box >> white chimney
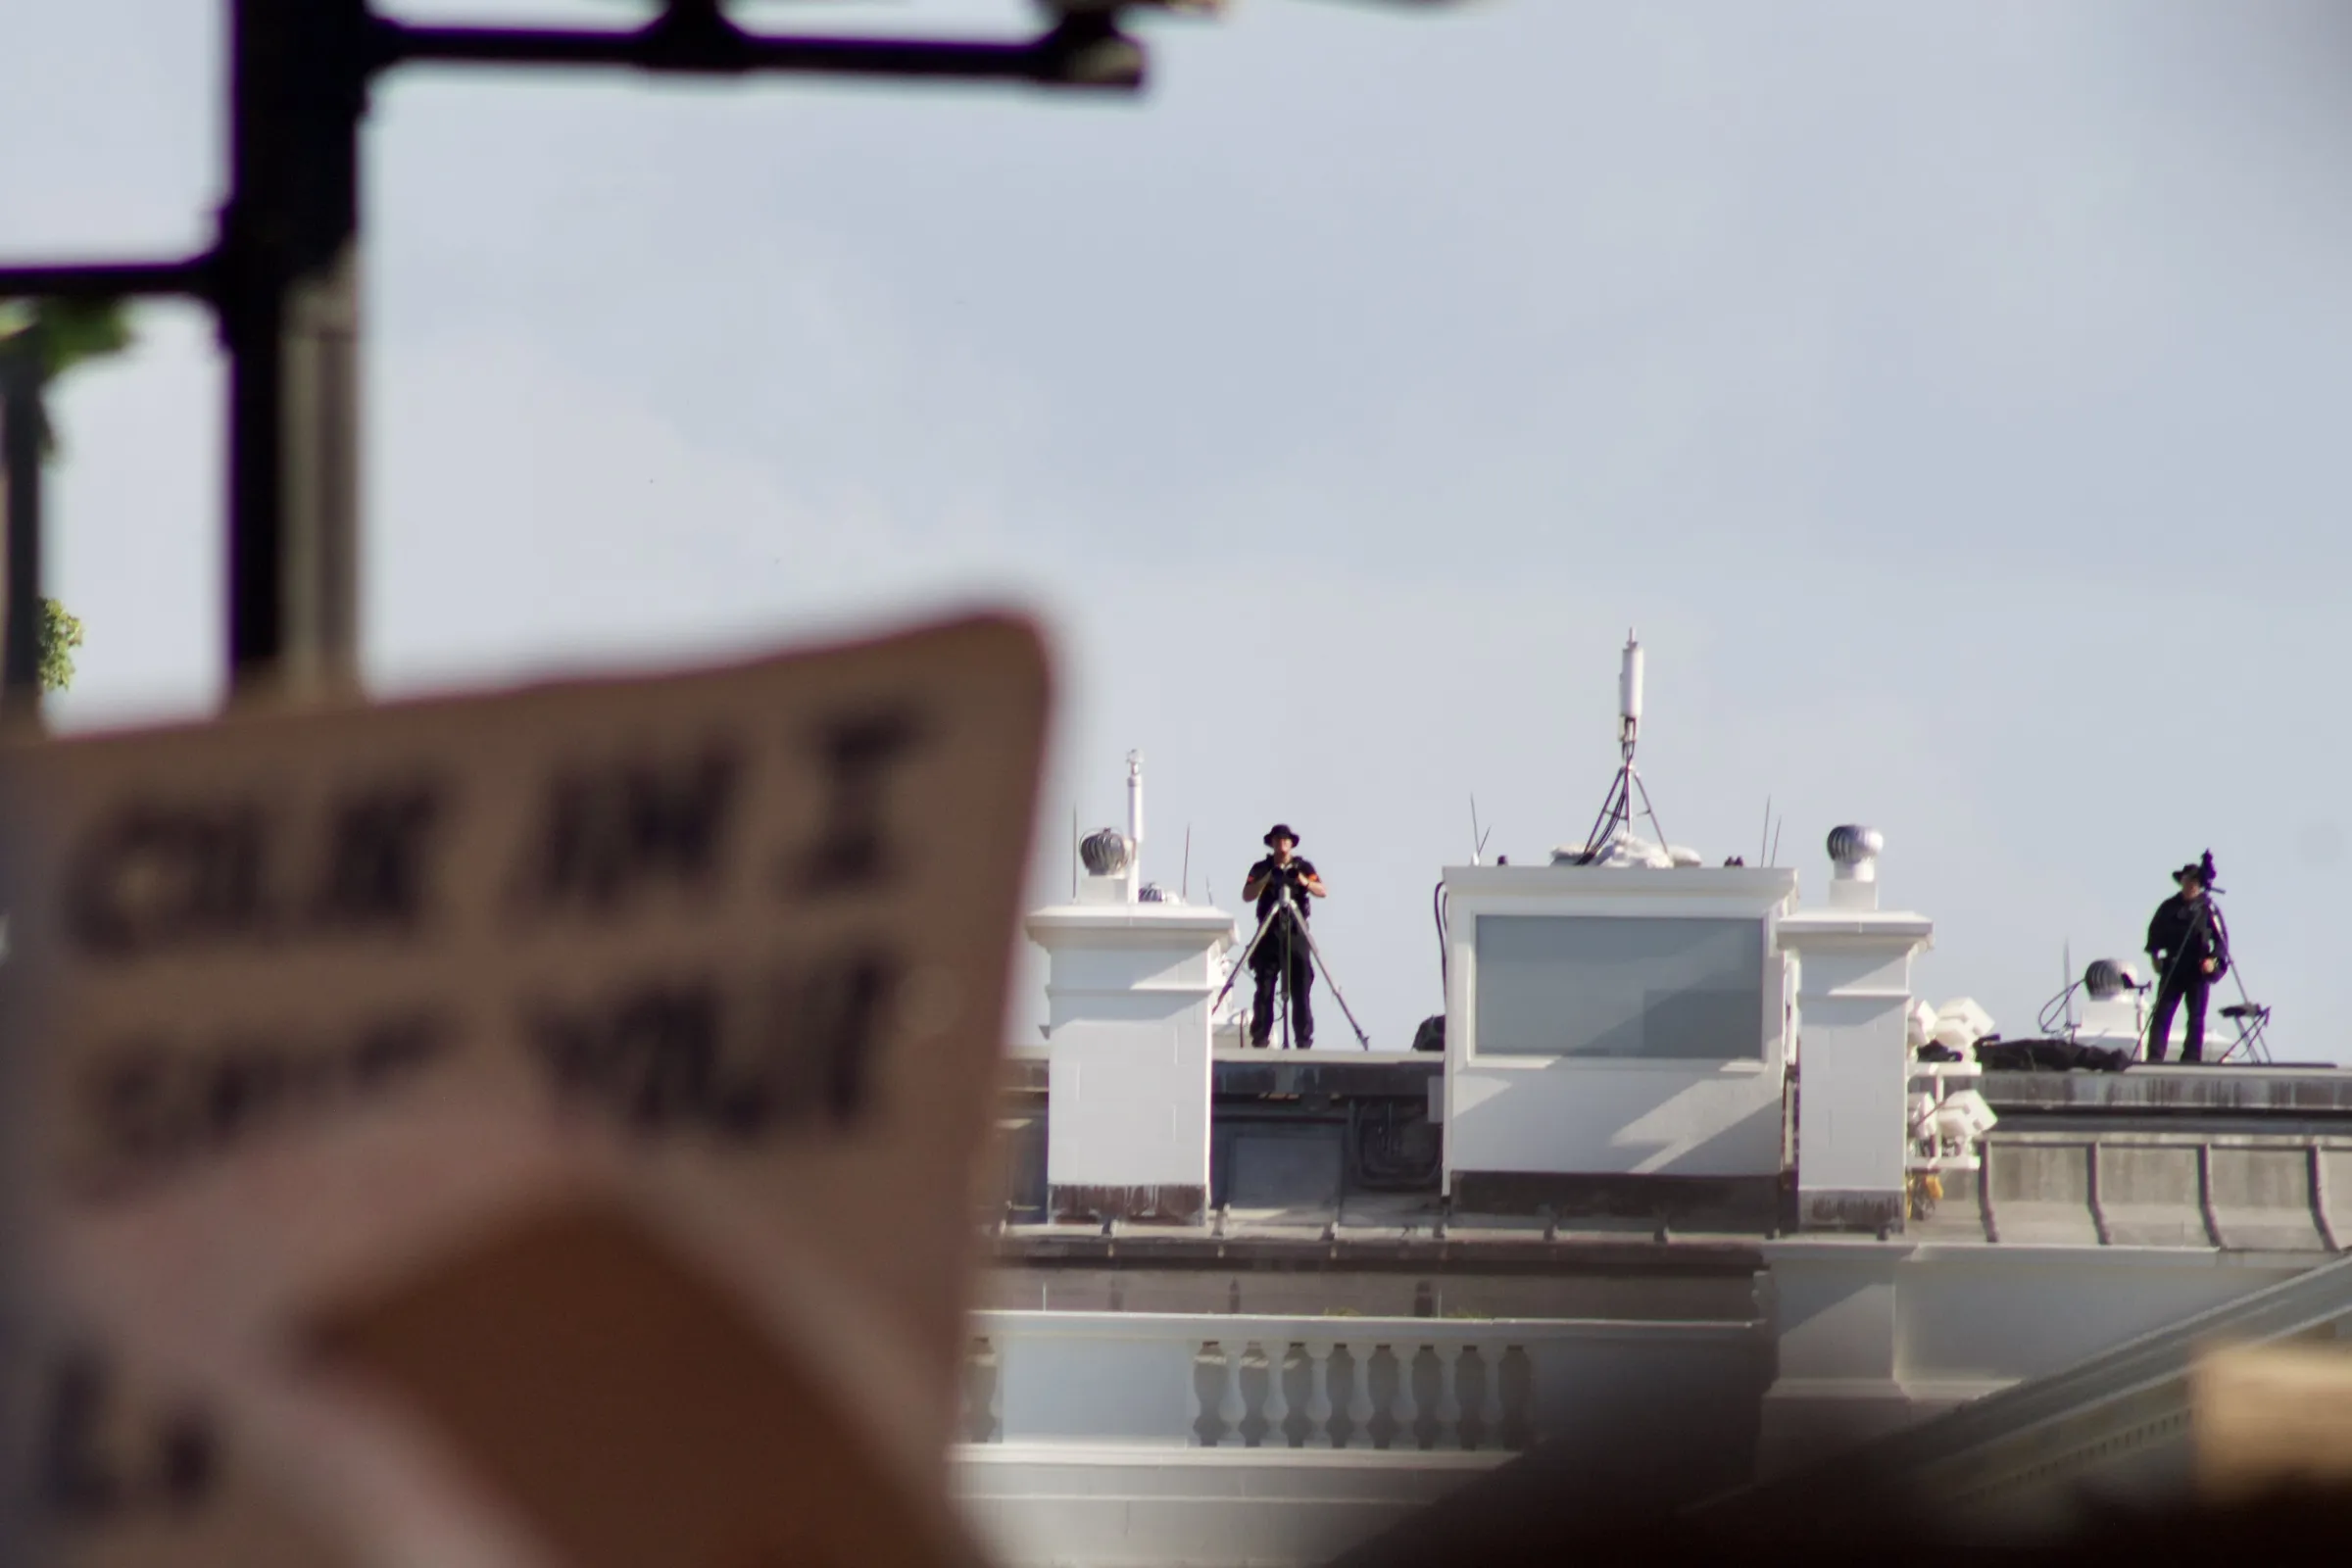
[1776,824,1933,1235]
[1029,751,1235,1229]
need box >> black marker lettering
[613,986,726,1132]
[36,1348,218,1523]
[528,981,741,1135]
[775,949,897,1126]
[349,1011,453,1090]
[72,1011,457,1200]
[63,802,276,958]
[524,949,899,1141]
[199,1040,299,1150]
[83,1046,194,1180]
[794,708,928,894]
[155,1408,216,1512]
[308,782,444,933]
[40,1352,121,1519]
[520,745,740,913]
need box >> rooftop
[991,1053,2352,1259]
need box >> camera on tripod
[1212,826,1370,1051]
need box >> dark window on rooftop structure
[1472,915,1764,1060]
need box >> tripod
[1571,730,1670,864]
[1211,884,1371,1050]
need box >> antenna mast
[1125,750,1144,903]
[1571,629,1672,863]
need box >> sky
[9,0,2352,1055]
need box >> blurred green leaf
[31,298,134,381]
[37,598,83,693]
[0,298,137,458]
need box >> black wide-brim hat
[1264,823,1298,848]
[2174,863,2205,884]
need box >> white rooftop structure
[953,649,2352,1566]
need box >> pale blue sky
[9,1,2352,1053]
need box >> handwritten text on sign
[0,616,1048,1567]
[1,617,1049,1216]
[56,710,923,1199]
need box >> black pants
[1250,926,1314,1049]
[2148,967,2211,1063]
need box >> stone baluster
[1302,1342,1336,1448]
[1477,1344,1508,1450]
[1216,1341,1248,1447]
[1345,1344,1377,1450]
[1258,1340,1291,1447]
[1433,1343,1464,1450]
[1390,1345,1421,1451]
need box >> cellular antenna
[1619,625,1643,747]
[1570,629,1671,863]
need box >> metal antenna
[1182,824,1192,902]
[2063,939,2075,1037]
[1572,629,1671,862]
[1760,796,1773,866]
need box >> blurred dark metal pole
[0,336,45,720]
[221,0,368,700]
[0,0,1149,707]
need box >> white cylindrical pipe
[1126,750,1144,903]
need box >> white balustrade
[1391,1346,1421,1449]
[1346,1344,1378,1451]
[963,1311,1766,1454]
[1217,1341,1247,1446]
[1433,1342,1464,1450]
[1477,1340,1507,1447]
[1259,1340,1292,1446]
[1303,1341,1336,1449]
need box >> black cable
[1574,758,1631,864]
[2035,980,2085,1040]
[1433,880,1448,992]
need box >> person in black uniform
[1242,824,1326,1050]
[2145,857,2229,1063]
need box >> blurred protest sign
[0,613,1049,1565]
[2193,1340,2352,1503]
